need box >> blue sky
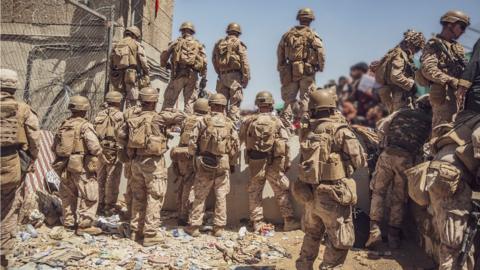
[172,0,480,109]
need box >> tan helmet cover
[139,87,159,102]
[193,98,210,113]
[125,26,141,39]
[180,22,196,33]
[309,90,336,110]
[255,91,274,106]
[0,68,18,90]
[226,23,242,34]
[208,93,227,106]
[440,10,470,26]
[105,91,123,103]
[69,95,90,111]
[297,8,315,21]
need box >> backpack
[127,112,167,155]
[111,38,138,69]
[199,114,232,156]
[215,37,242,71]
[374,48,397,85]
[54,118,87,158]
[179,115,200,146]
[246,114,277,153]
[94,109,117,143]
[284,27,310,62]
[0,93,26,147]
[173,38,200,67]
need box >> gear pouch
[67,154,84,173]
[124,68,137,84]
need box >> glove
[230,165,236,174]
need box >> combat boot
[184,225,200,237]
[143,234,164,247]
[283,217,301,231]
[365,221,382,248]
[76,226,102,236]
[213,226,224,237]
[387,226,401,249]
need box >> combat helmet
[208,93,227,106]
[105,91,123,103]
[255,91,274,107]
[297,8,315,21]
[440,10,470,26]
[309,90,336,110]
[0,68,18,92]
[180,22,196,33]
[226,23,242,35]
[139,87,159,102]
[403,29,426,49]
[125,26,141,39]
[194,98,210,114]
[68,95,90,111]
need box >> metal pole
[104,5,115,97]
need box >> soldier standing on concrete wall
[161,22,207,113]
[110,26,150,109]
[93,91,124,216]
[117,87,185,246]
[419,11,469,128]
[375,30,426,113]
[366,95,432,249]
[239,91,300,232]
[0,69,40,268]
[52,96,103,236]
[277,8,325,130]
[293,90,367,269]
[170,98,210,225]
[212,23,250,125]
[185,93,239,238]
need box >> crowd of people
[1,6,479,270]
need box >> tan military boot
[365,221,382,248]
[283,217,301,231]
[76,226,102,236]
[213,226,224,237]
[143,234,164,247]
[387,226,401,249]
[184,225,200,237]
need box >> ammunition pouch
[146,135,167,156]
[317,178,357,206]
[67,154,84,173]
[428,160,461,199]
[124,68,137,84]
[321,154,347,181]
[170,146,190,161]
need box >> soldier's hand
[230,165,236,174]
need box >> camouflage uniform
[117,88,185,245]
[161,22,207,113]
[427,110,479,270]
[93,101,124,214]
[0,69,40,266]
[277,9,325,129]
[53,104,103,232]
[110,27,150,108]
[212,23,250,122]
[171,99,209,223]
[240,112,296,227]
[367,102,432,248]
[295,91,367,270]
[187,108,239,233]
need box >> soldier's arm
[137,43,150,75]
[312,34,325,72]
[239,42,250,81]
[390,53,415,91]
[228,126,240,166]
[212,41,220,75]
[24,108,41,160]
[421,45,457,87]
[276,34,287,70]
[157,109,187,128]
[238,115,251,146]
[188,120,203,156]
[340,128,367,170]
[199,43,208,77]
[82,124,102,156]
[160,41,175,68]
[277,120,291,163]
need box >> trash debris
[48,226,66,240]
[258,223,275,237]
[238,226,247,239]
[28,209,45,228]
[25,224,38,238]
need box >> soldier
[184,93,239,237]
[457,38,480,113]
[117,87,185,246]
[365,95,432,249]
[0,69,40,268]
[293,90,367,269]
[161,22,207,113]
[110,26,150,109]
[52,95,103,236]
[277,8,325,130]
[212,23,250,124]
[94,91,124,215]
[424,108,480,269]
[376,30,426,113]
[239,91,300,232]
[420,10,470,127]
[170,98,210,225]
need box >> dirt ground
[9,212,436,270]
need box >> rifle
[457,200,480,267]
[198,76,208,98]
[434,40,467,78]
